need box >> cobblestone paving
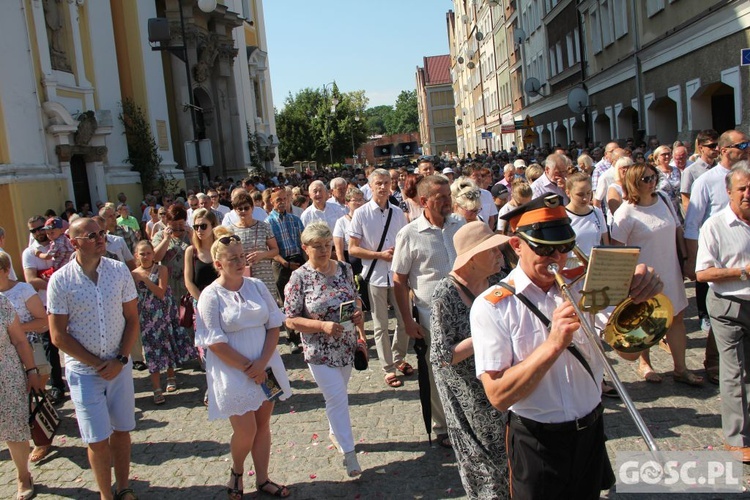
[1,284,748,499]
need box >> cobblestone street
[1,284,748,499]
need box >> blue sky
[263,0,453,110]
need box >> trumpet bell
[602,293,673,353]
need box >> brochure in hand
[261,367,283,401]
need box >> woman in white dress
[196,227,291,499]
[611,163,703,386]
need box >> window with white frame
[566,33,575,66]
[613,1,628,39]
[646,0,665,17]
[556,42,563,73]
[574,28,581,62]
[600,0,613,47]
[590,7,602,54]
[549,47,557,77]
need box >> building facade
[416,55,458,156]
[0,0,277,271]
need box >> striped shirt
[266,209,304,259]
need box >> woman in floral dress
[133,240,180,404]
[284,222,366,478]
[152,204,198,365]
[0,291,45,500]
[226,190,280,302]
[431,222,510,499]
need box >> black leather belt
[510,403,603,432]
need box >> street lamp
[351,114,360,166]
[148,0,217,191]
[322,82,338,166]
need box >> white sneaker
[343,451,361,477]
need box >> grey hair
[503,163,515,174]
[368,168,390,183]
[300,221,332,246]
[197,193,211,202]
[451,177,482,211]
[726,161,750,190]
[308,180,326,192]
[330,177,347,189]
[544,153,567,172]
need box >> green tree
[386,89,419,134]
[364,105,392,135]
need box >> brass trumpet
[547,249,672,453]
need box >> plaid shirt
[266,209,304,258]
[113,225,138,254]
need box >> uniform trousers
[506,405,614,499]
[707,290,750,447]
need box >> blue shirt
[266,210,304,258]
[684,163,731,240]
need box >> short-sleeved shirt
[300,202,348,229]
[332,215,352,251]
[105,234,134,264]
[696,206,750,300]
[684,163,731,240]
[567,207,607,257]
[266,210,304,259]
[478,189,498,226]
[348,200,407,288]
[22,243,53,306]
[391,214,465,324]
[531,173,569,204]
[223,207,268,225]
[47,257,138,375]
[680,158,712,195]
[470,266,604,423]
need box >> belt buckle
[575,416,588,431]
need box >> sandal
[114,488,139,500]
[227,468,243,500]
[384,374,403,388]
[436,433,452,448]
[706,370,720,385]
[17,473,34,500]
[257,479,290,497]
[30,444,51,463]
[601,382,620,399]
[153,389,165,405]
[165,377,177,393]
[637,365,662,383]
[674,371,704,387]
[396,362,414,376]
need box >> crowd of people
[0,128,748,499]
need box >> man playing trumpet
[470,194,664,499]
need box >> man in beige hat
[392,175,465,447]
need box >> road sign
[481,132,493,139]
[742,48,750,66]
[514,120,525,128]
[523,128,538,141]
[523,116,535,128]
[501,125,516,134]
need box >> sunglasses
[520,235,576,257]
[234,205,252,212]
[29,226,44,234]
[218,235,241,245]
[193,223,208,231]
[640,174,657,183]
[74,229,106,241]
[702,142,718,149]
[727,141,750,151]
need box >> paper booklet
[339,300,356,326]
[580,246,640,312]
[261,367,283,401]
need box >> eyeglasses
[74,229,106,241]
[234,205,252,212]
[640,174,658,184]
[702,142,718,149]
[727,141,750,151]
[218,235,241,245]
[519,235,576,257]
[29,226,44,234]
[193,223,208,231]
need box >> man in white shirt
[301,180,347,229]
[472,194,662,498]
[467,166,499,229]
[349,169,408,388]
[392,175,465,446]
[696,163,750,462]
[530,154,569,204]
[680,129,720,214]
[328,177,348,212]
[208,188,231,219]
[48,218,140,500]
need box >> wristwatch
[740,269,748,281]
[116,354,129,365]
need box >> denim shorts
[67,362,136,444]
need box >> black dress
[430,275,509,500]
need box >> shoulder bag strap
[449,275,477,302]
[363,207,393,282]
[496,282,596,383]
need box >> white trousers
[308,363,355,453]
